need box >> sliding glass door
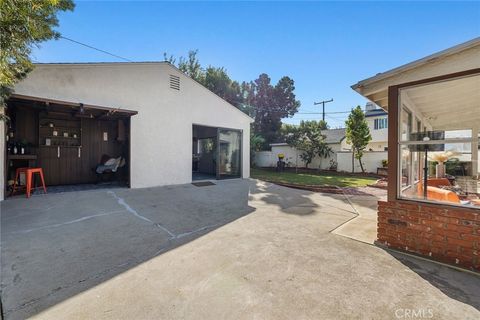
[217,128,242,179]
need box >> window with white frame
[397,74,480,208]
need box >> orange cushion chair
[417,178,460,204]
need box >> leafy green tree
[250,133,266,167]
[177,49,204,83]
[318,120,329,130]
[0,0,75,119]
[317,140,333,170]
[166,51,300,146]
[284,120,330,169]
[345,106,372,173]
[165,50,247,109]
[204,66,244,108]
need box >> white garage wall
[11,63,252,191]
[337,151,388,174]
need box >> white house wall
[366,115,388,151]
[11,63,252,190]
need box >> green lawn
[251,168,377,188]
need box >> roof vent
[169,74,180,90]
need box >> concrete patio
[1,179,479,319]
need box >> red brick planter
[377,200,480,272]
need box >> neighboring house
[352,37,480,271]
[255,128,347,169]
[364,102,389,151]
[0,62,253,200]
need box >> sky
[32,0,480,128]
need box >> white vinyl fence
[336,151,388,174]
[254,151,277,168]
[255,149,387,174]
[254,145,336,170]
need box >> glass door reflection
[217,129,242,179]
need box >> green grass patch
[251,168,377,188]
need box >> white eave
[351,37,480,111]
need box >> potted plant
[329,159,338,171]
[381,159,388,168]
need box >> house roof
[365,108,388,117]
[351,37,480,111]
[270,128,346,146]
[31,61,254,122]
[351,37,480,91]
[321,128,346,144]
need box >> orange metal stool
[11,167,47,198]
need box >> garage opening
[4,95,136,196]
[192,124,242,181]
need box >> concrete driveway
[1,179,479,319]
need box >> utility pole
[314,98,334,121]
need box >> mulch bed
[259,167,384,179]
[367,177,388,190]
[259,179,377,196]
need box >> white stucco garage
[0,62,253,200]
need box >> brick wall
[377,200,480,272]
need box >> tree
[250,133,266,167]
[317,120,329,130]
[0,0,75,118]
[250,74,300,145]
[284,120,329,169]
[345,106,372,173]
[165,51,300,147]
[316,140,333,170]
[203,66,243,108]
[165,50,247,109]
[177,50,204,83]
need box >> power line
[59,36,133,62]
[296,111,351,115]
[314,98,334,121]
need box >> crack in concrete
[4,220,221,317]
[107,190,153,224]
[3,257,140,315]
[4,192,226,316]
[106,190,179,238]
[174,223,222,239]
[153,223,176,238]
[7,210,124,235]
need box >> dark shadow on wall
[0,179,255,320]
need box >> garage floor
[1,179,479,319]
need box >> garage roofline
[10,93,138,116]
[32,61,255,123]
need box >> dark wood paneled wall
[10,105,129,186]
[79,118,128,184]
